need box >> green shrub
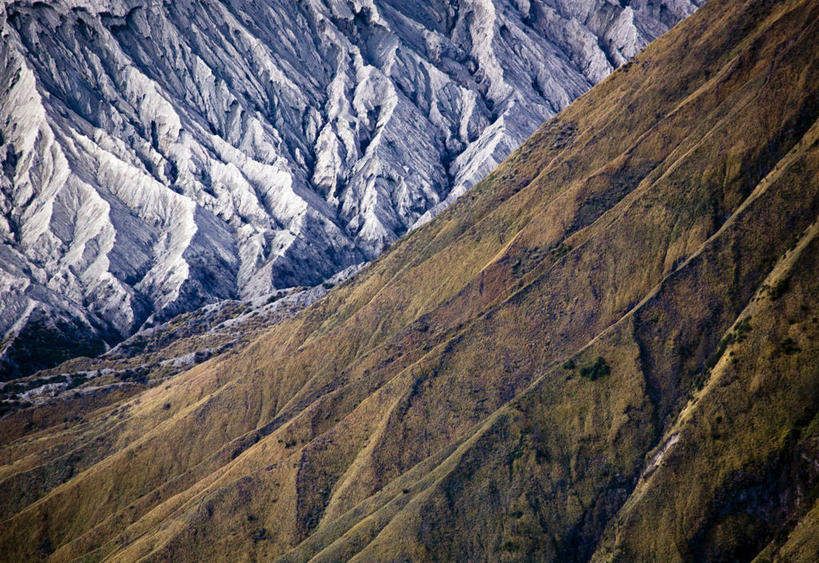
[705,317,753,371]
[251,528,269,543]
[579,357,611,380]
[550,242,573,258]
[769,277,789,300]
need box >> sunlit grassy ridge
[0,0,817,560]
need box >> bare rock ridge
[0,0,701,378]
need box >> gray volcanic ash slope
[0,0,701,377]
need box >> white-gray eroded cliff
[0,0,702,376]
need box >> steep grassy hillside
[0,0,817,560]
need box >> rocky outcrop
[0,0,701,377]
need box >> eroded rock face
[0,0,701,377]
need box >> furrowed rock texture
[0,0,815,560]
[0,0,702,378]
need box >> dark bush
[769,277,789,300]
[780,337,800,355]
[579,357,611,381]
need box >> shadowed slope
[0,0,817,560]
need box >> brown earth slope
[0,0,817,560]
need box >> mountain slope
[0,0,702,378]
[0,0,817,560]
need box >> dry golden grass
[0,0,817,560]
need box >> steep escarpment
[0,0,816,560]
[0,0,702,378]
